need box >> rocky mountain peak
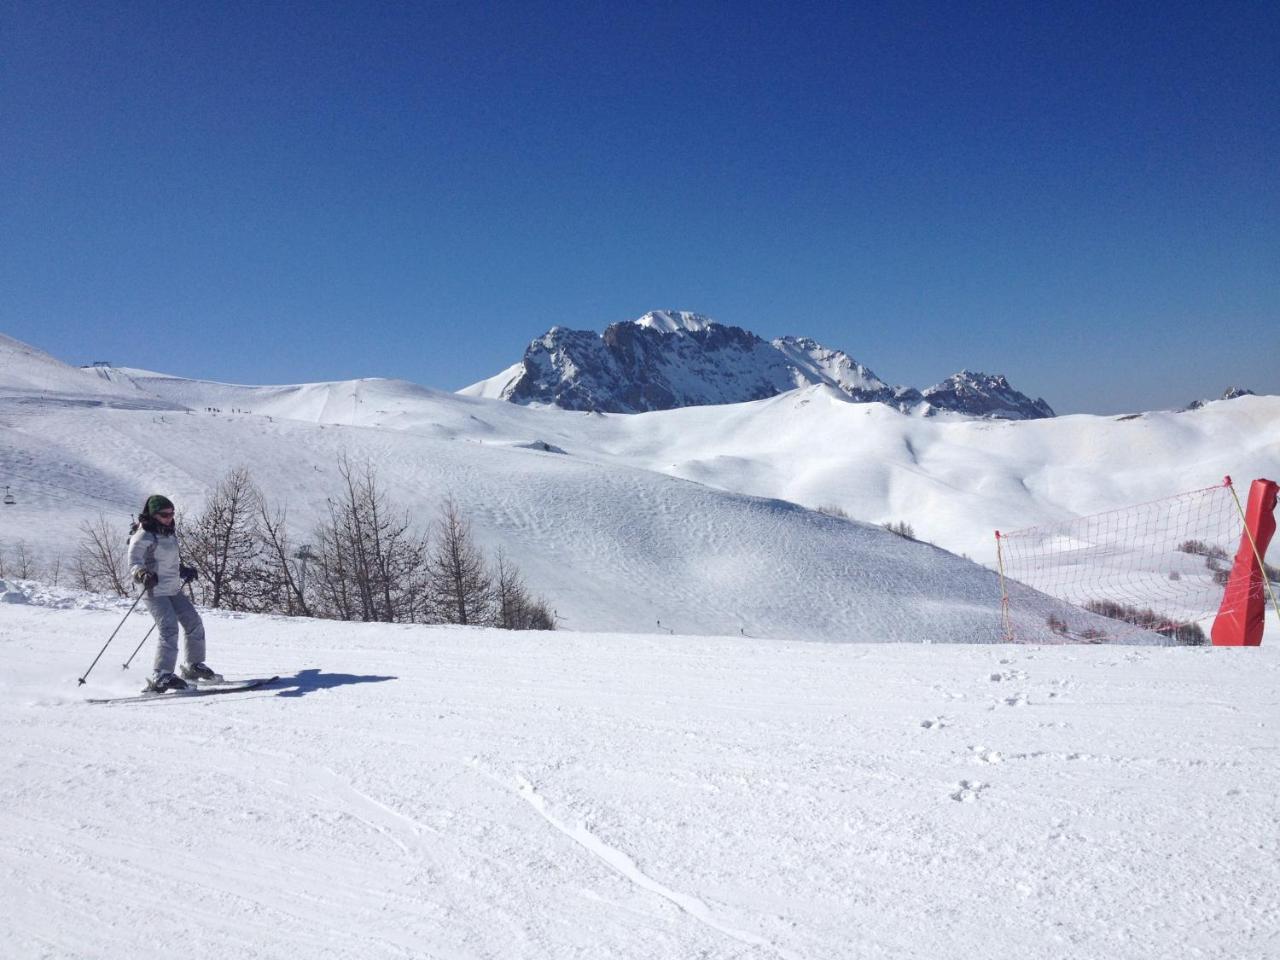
[921,371,1055,420]
[1182,386,1257,411]
[461,313,1055,420]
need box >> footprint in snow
[920,717,949,730]
[989,669,1028,682]
[968,745,1003,764]
[950,780,988,803]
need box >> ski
[87,676,279,705]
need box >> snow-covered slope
[2,593,1277,958]
[2,334,1276,643]
[0,383,1089,643]
[91,362,1272,570]
[0,335,176,409]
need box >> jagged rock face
[921,371,1056,420]
[1183,387,1257,411]
[504,318,795,412]
[487,312,1054,419]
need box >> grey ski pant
[145,591,206,675]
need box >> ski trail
[487,764,806,960]
[316,766,421,856]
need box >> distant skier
[127,495,221,693]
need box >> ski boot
[143,672,189,694]
[179,662,224,682]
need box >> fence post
[995,531,1013,642]
[1212,478,1279,646]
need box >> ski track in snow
[476,761,806,960]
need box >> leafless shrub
[491,548,556,631]
[76,514,130,596]
[1084,599,1206,645]
[1179,539,1229,560]
[1204,555,1231,586]
[883,520,916,540]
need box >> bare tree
[490,548,554,630]
[184,467,264,609]
[311,455,427,622]
[426,496,492,626]
[491,548,529,629]
[312,493,358,620]
[76,514,131,596]
[256,499,311,617]
[525,601,556,631]
[13,541,35,579]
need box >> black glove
[133,569,158,588]
[180,564,199,584]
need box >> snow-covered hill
[70,361,1277,570]
[0,377,1090,644]
[2,591,1277,958]
[0,334,176,409]
[1,332,1276,643]
[460,311,1055,419]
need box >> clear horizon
[3,2,1276,415]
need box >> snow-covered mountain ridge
[461,310,1055,419]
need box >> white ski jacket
[127,525,184,596]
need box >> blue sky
[2,1,1276,414]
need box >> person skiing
[127,494,221,692]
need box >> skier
[127,494,221,692]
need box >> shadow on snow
[270,668,398,698]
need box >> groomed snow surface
[2,588,1277,959]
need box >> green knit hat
[144,494,175,516]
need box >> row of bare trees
[0,540,64,584]
[72,458,555,630]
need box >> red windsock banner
[1211,479,1279,646]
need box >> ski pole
[122,622,156,670]
[77,590,145,686]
